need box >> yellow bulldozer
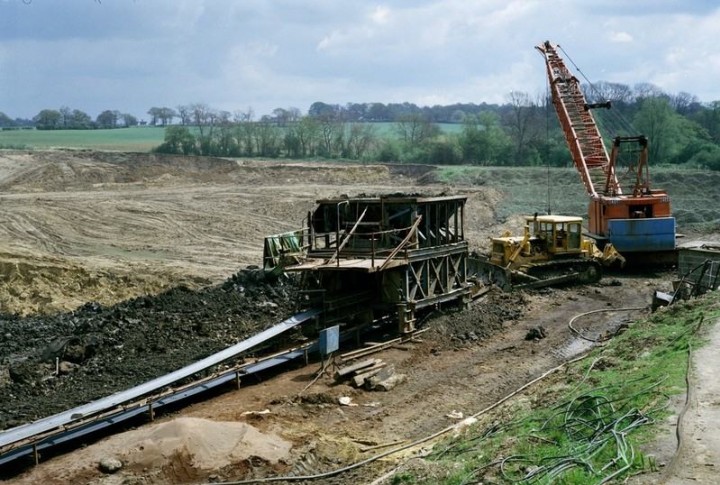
[472,214,625,291]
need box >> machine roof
[315,194,467,205]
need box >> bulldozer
[471,214,625,291]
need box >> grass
[0,122,462,153]
[409,291,720,484]
[0,127,165,152]
[434,165,720,228]
[1,128,718,228]
[435,166,588,219]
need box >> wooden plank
[338,329,428,363]
[352,362,388,387]
[334,358,378,379]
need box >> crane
[536,41,676,258]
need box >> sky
[1,0,719,122]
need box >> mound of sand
[12,417,292,484]
[116,417,291,472]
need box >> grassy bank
[434,165,720,230]
[394,292,720,484]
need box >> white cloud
[2,0,720,120]
[370,5,391,24]
[609,31,633,43]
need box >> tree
[502,91,542,164]
[70,109,93,129]
[460,112,512,165]
[317,116,344,157]
[155,126,197,155]
[158,107,177,126]
[272,108,290,126]
[121,113,138,127]
[33,109,62,130]
[147,107,161,126]
[59,106,73,129]
[176,105,192,126]
[233,107,255,123]
[345,103,367,121]
[394,113,439,148]
[367,102,390,121]
[213,111,237,156]
[0,112,14,127]
[692,101,720,143]
[286,116,319,157]
[146,107,175,126]
[633,97,678,163]
[96,110,119,129]
[415,137,463,164]
[687,143,720,170]
[633,82,665,102]
[669,91,700,116]
[287,107,302,123]
[253,121,281,157]
[308,102,339,119]
[190,103,216,154]
[345,122,377,159]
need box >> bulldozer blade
[515,272,580,290]
[468,257,512,292]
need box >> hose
[659,314,704,483]
[568,306,645,342]
[211,307,645,484]
[211,353,595,485]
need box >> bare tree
[176,105,192,125]
[346,122,377,159]
[669,91,699,115]
[633,82,665,101]
[503,91,542,164]
[394,113,438,148]
[190,103,216,154]
[233,107,255,123]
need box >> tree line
[151,84,720,171]
[2,80,720,170]
[0,107,140,130]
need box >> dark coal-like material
[0,268,300,430]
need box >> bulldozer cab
[527,215,583,255]
[489,215,585,268]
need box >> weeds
[400,292,720,484]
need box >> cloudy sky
[1,0,719,121]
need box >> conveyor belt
[0,308,321,464]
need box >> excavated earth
[0,150,716,485]
[0,268,299,429]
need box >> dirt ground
[0,150,717,484]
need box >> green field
[0,127,166,151]
[1,127,717,229]
[0,123,463,152]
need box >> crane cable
[545,77,552,215]
[556,44,637,138]
[555,43,648,187]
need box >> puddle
[554,337,594,360]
